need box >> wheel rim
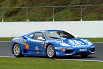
[47,45,55,57]
[13,44,20,56]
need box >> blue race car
[11,30,95,58]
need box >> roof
[34,30,62,33]
[45,30,62,32]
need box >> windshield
[45,31,75,40]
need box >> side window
[33,32,45,40]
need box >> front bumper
[55,45,95,56]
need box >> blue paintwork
[11,30,95,57]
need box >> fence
[1,5,103,22]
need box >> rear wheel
[13,44,22,57]
[46,45,55,58]
[81,54,89,58]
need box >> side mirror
[37,37,45,41]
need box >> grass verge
[0,37,14,41]
[0,58,103,69]
[86,38,103,42]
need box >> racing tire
[81,54,89,58]
[46,45,56,58]
[13,44,22,57]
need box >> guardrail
[1,5,103,22]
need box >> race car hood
[54,38,93,46]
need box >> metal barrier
[1,5,103,22]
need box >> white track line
[0,56,14,58]
[0,56,103,62]
[55,59,103,62]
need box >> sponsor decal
[55,47,62,50]
[15,39,27,45]
[35,46,39,50]
[56,52,60,55]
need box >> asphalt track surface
[0,41,103,62]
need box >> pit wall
[0,21,103,38]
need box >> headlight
[81,39,93,45]
[60,43,71,46]
[87,41,93,45]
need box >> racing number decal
[41,42,47,48]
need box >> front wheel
[46,45,55,58]
[13,44,22,57]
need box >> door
[28,32,46,55]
